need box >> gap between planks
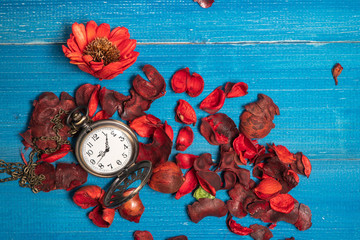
[0,40,360,46]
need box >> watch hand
[105,134,110,151]
[97,151,105,164]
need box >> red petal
[96,23,111,39]
[55,163,88,191]
[254,178,282,200]
[73,185,105,209]
[72,22,87,52]
[186,72,204,97]
[187,198,228,223]
[134,231,154,240]
[99,87,130,117]
[196,170,221,196]
[233,133,258,162]
[193,0,214,8]
[269,144,296,164]
[227,199,247,218]
[118,189,145,223]
[332,63,343,85]
[121,89,152,122]
[199,87,226,114]
[39,144,71,163]
[34,162,56,192]
[176,126,194,151]
[175,100,197,125]
[109,27,130,42]
[175,153,198,169]
[148,162,184,194]
[92,110,111,121]
[175,168,198,199]
[269,194,295,214]
[86,20,98,43]
[171,68,189,93]
[130,114,162,138]
[249,224,273,240]
[88,85,100,117]
[224,82,248,98]
[163,121,174,142]
[226,214,253,236]
[88,205,115,228]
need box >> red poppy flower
[62,21,139,80]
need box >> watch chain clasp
[66,106,93,135]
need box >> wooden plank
[0,0,360,44]
[0,43,359,161]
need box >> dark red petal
[332,63,343,85]
[148,162,184,194]
[186,72,204,97]
[193,153,213,171]
[133,65,165,100]
[233,133,259,163]
[34,162,56,192]
[121,89,152,122]
[295,204,312,231]
[88,205,115,228]
[199,87,226,114]
[268,144,296,164]
[176,126,194,151]
[92,110,111,121]
[224,82,248,98]
[175,168,198,199]
[55,163,88,191]
[99,87,130,116]
[39,144,71,163]
[175,153,198,169]
[167,236,188,240]
[227,199,247,218]
[118,189,145,223]
[193,0,214,8]
[196,170,221,196]
[249,224,273,240]
[187,198,228,223]
[247,200,271,219]
[222,171,237,190]
[175,100,197,125]
[163,121,174,142]
[73,185,105,209]
[134,231,154,240]
[75,84,100,117]
[136,128,172,168]
[171,68,189,93]
[226,214,253,236]
[130,114,162,138]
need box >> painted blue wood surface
[0,0,360,239]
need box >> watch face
[78,122,137,177]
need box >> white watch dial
[81,126,133,175]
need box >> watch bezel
[75,119,139,178]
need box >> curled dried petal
[175,153,198,169]
[196,170,222,196]
[176,126,194,151]
[254,178,282,200]
[226,214,253,236]
[163,121,174,142]
[295,204,312,231]
[130,114,162,138]
[291,152,312,178]
[39,144,71,163]
[224,82,248,98]
[88,205,115,228]
[175,100,197,125]
[55,163,88,191]
[73,185,104,209]
[118,188,145,223]
[268,144,296,164]
[140,64,166,100]
[171,68,189,93]
[121,89,152,122]
[34,161,56,192]
[148,162,184,194]
[199,87,226,114]
[194,0,214,8]
[175,168,198,200]
[167,236,188,240]
[187,72,204,97]
[249,224,273,240]
[99,87,130,116]
[187,198,228,223]
[269,194,295,214]
[134,231,154,240]
[332,63,343,85]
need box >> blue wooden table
[0,0,359,239]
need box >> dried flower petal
[39,144,71,163]
[130,114,162,138]
[148,162,184,194]
[200,113,239,145]
[332,63,343,85]
[137,128,172,168]
[269,194,295,214]
[55,163,88,191]
[175,100,197,125]
[175,153,198,169]
[163,121,174,141]
[171,68,189,93]
[99,87,130,116]
[134,231,154,240]
[175,168,198,199]
[73,185,104,209]
[176,126,194,151]
[291,152,312,178]
[240,94,279,139]
[254,178,282,200]
[92,110,111,121]
[34,162,56,192]
[196,170,222,196]
[224,82,248,98]
[199,87,226,114]
[121,89,152,122]
[226,214,253,236]
[227,199,247,219]
[187,72,204,97]
[295,204,312,231]
[194,0,214,8]
[75,84,100,117]
[138,65,166,100]
[193,153,213,171]
[249,224,273,240]
[268,144,296,164]
[118,188,145,223]
[88,205,115,228]
[167,236,188,240]
[193,186,215,200]
[187,198,228,223]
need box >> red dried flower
[88,205,115,228]
[187,72,204,97]
[73,185,104,209]
[171,68,189,94]
[268,144,296,164]
[176,126,194,151]
[224,82,248,98]
[175,100,197,125]
[226,214,253,236]
[63,21,139,80]
[199,87,226,114]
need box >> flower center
[83,37,120,66]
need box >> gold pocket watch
[67,106,152,208]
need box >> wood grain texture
[0,0,360,44]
